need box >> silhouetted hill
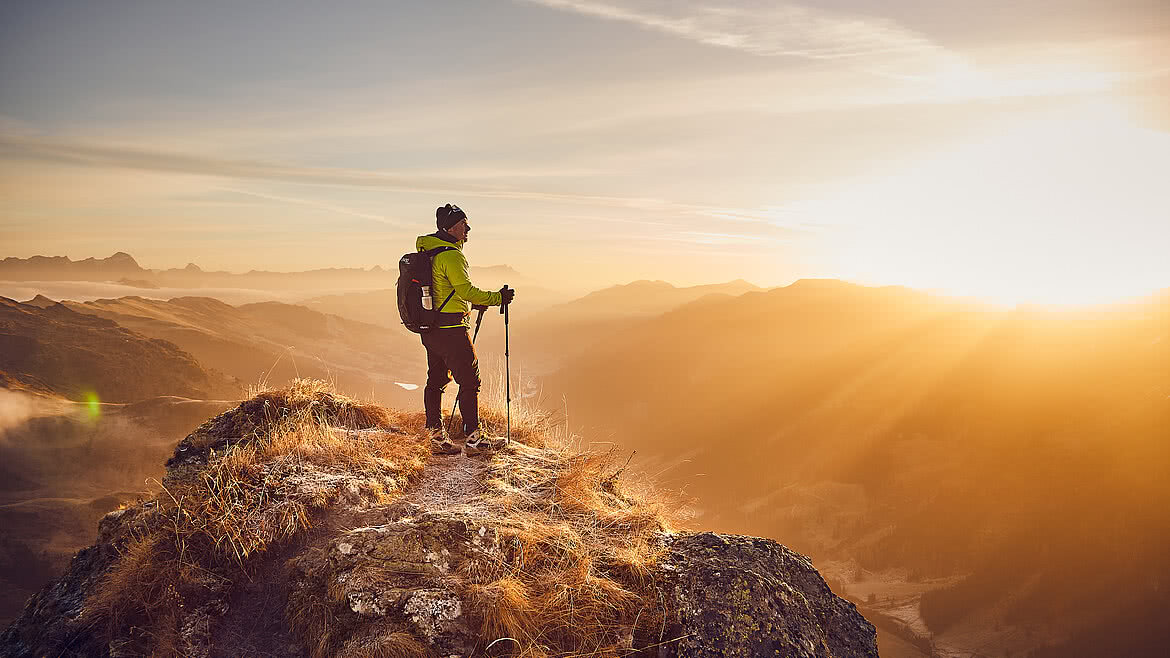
[548,278,762,319]
[61,295,425,407]
[482,278,766,374]
[0,252,392,289]
[0,297,238,402]
[545,281,1170,656]
[0,253,145,281]
[150,264,396,290]
[0,252,556,299]
[21,294,59,309]
[115,277,159,289]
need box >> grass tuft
[337,629,429,658]
[456,440,687,655]
[82,379,429,657]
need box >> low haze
[3,0,1168,302]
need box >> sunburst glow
[816,98,1170,306]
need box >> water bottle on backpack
[397,247,456,333]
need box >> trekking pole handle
[500,285,509,315]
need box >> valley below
[0,394,236,624]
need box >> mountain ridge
[0,296,239,402]
[54,294,424,407]
[0,253,145,280]
[0,252,542,295]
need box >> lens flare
[84,391,101,420]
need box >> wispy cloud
[0,133,822,238]
[213,187,401,225]
[0,133,616,206]
[0,134,453,193]
[523,0,951,61]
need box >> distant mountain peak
[0,252,144,278]
[597,280,674,293]
[787,278,857,290]
[23,294,60,308]
[474,264,520,275]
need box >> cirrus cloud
[522,0,954,62]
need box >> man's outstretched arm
[444,252,503,306]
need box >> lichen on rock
[404,589,463,640]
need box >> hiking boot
[463,429,509,456]
[428,428,460,455]
[432,438,461,455]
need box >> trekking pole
[447,304,489,435]
[501,285,511,444]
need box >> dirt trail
[399,452,490,512]
[211,447,494,656]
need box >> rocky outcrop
[0,384,877,657]
[285,506,876,658]
[657,533,876,657]
[287,505,487,656]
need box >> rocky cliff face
[1,382,876,657]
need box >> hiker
[418,203,515,456]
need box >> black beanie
[436,203,466,230]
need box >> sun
[817,97,1170,307]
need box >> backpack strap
[436,289,458,314]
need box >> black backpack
[397,246,457,333]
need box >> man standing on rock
[418,203,515,456]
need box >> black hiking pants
[422,326,481,435]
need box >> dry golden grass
[467,576,532,641]
[337,629,429,658]
[83,379,429,657]
[457,439,688,656]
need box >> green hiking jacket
[416,232,503,328]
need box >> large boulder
[656,532,876,657]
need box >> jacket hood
[416,231,465,253]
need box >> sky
[1,0,1168,303]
